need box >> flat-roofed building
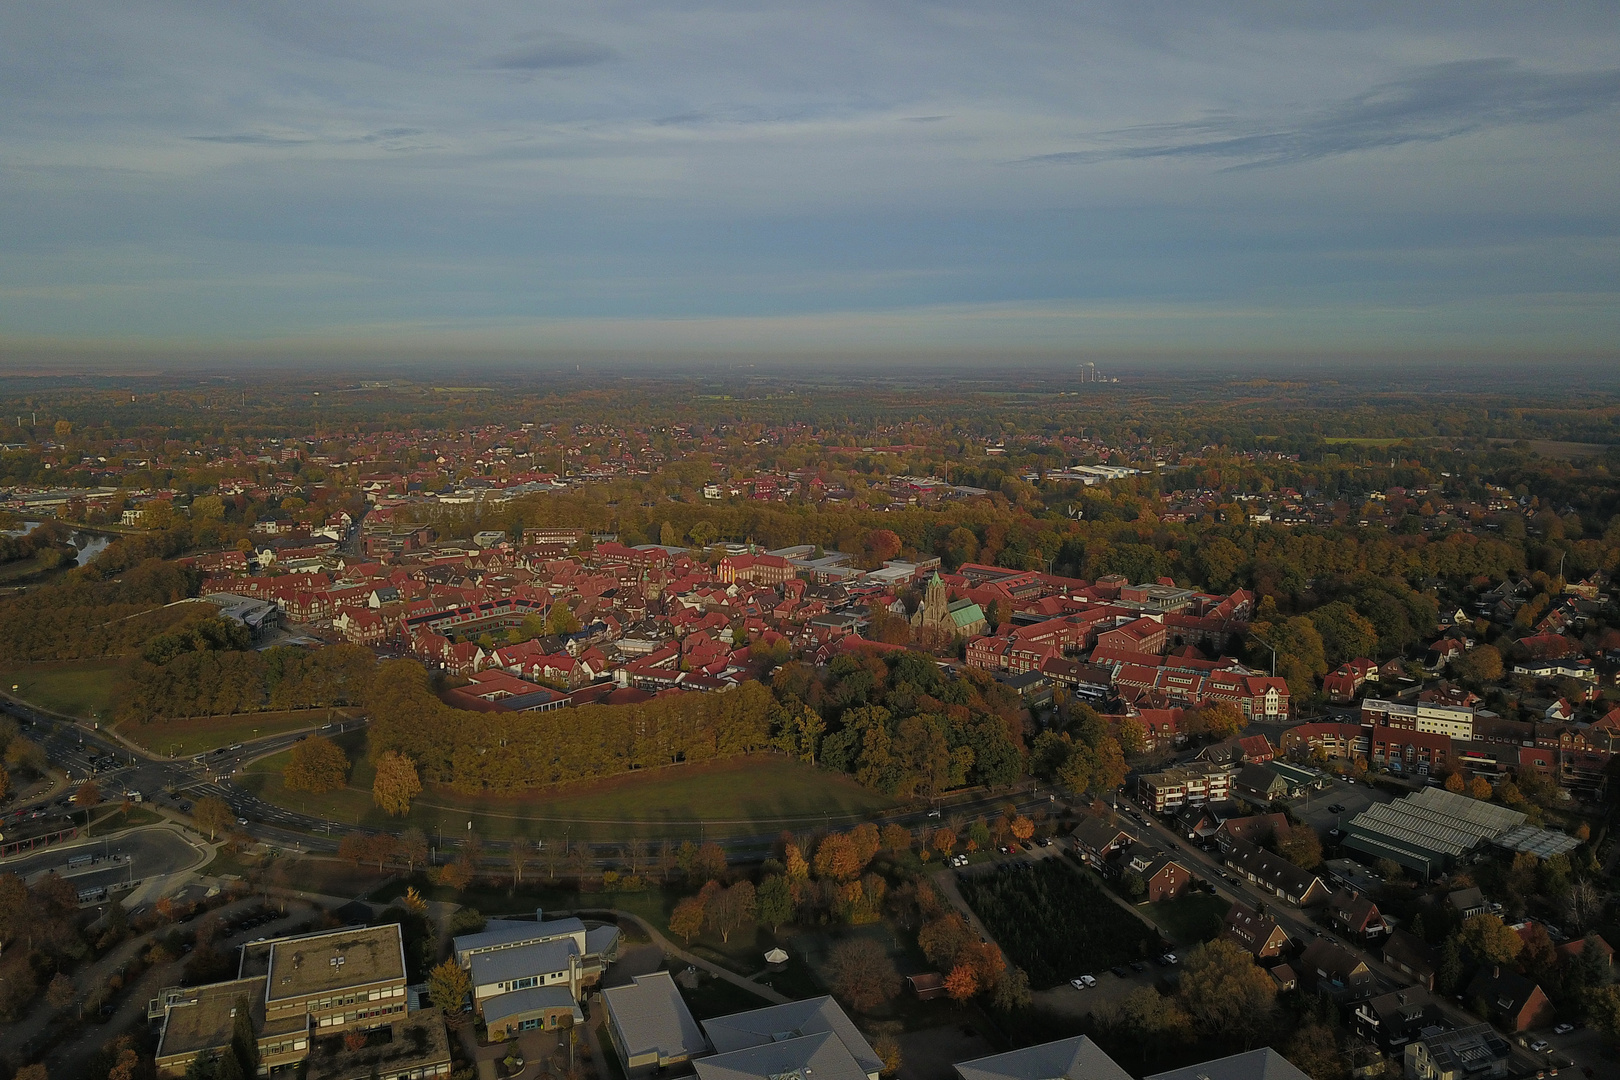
[602,972,709,1077]
[152,925,449,1079]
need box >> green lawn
[0,658,127,721]
[115,709,350,758]
[1146,891,1229,945]
[242,749,898,842]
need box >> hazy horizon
[4,2,1619,356]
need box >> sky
[3,1,1619,359]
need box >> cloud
[488,33,616,71]
[188,133,315,146]
[1019,59,1620,168]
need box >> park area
[242,742,898,842]
[114,708,350,757]
[0,658,126,721]
[956,858,1160,989]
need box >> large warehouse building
[1340,786,1578,879]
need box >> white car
[1529,1040,1549,1053]
[1069,975,1096,989]
[1553,1023,1575,1035]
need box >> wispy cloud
[1019,59,1620,168]
[488,33,616,71]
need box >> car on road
[1529,1040,1549,1053]
[1553,1023,1575,1034]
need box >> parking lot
[1032,956,1177,1019]
[1291,774,1394,833]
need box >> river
[1,521,113,566]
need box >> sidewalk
[569,909,788,1005]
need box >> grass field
[115,709,353,758]
[242,746,898,842]
[0,658,127,720]
[1146,891,1229,945]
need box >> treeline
[116,644,377,723]
[0,558,201,662]
[367,660,776,792]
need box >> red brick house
[1324,889,1389,943]
[1221,901,1292,960]
[1129,851,1192,902]
[1464,968,1554,1032]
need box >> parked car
[1158,953,1179,966]
[1530,1040,1550,1053]
[1327,803,1345,813]
[1110,965,1129,978]
[1553,1023,1575,1034]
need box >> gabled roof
[1146,1048,1310,1080]
[696,1031,869,1080]
[701,996,881,1078]
[955,1035,1133,1080]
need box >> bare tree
[656,839,677,883]
[625,837,650,879]
[1564,878,1602,933]
[510,838,534,886]
[541,838,565,880]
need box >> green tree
[756,875,794,934]
[1275,823,1323,870]
[1308,602,1379,667]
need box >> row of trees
[117,643,377,723]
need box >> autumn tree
[826,938,901,1011]
[1458,914,1521,967]
[1175,939,1277,1047]
[46,972,74,1010]
[427,958,471,1017]
[193,796,234,841]
[73,779,101,807]
[1199,702,1243,741]
[692,841,728,884]
[669,895,707,945]
[283,735,349,794]
[815,833,864,882]
[1444,772,1466,794]
[1275,823,1323,870]
[880,823,912,854]
[1008,816,1034,844]
[1468,775,1493,800]
[1452,644,1503,683]
[371,750,422,816]
[931,828,957,859]
[398,827,429,873]
[944,964,979,1001]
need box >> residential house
[1232,763,1290,804]
[1214,813,1289,854]
[1220,901,1292,961]
[1381,930,1438,991]
[1126,851,1192,902]
[1297,938,1376,1002]
[1070,816,1134,872]
[1323,889,1388,944]
[1447,887,1488,919]
[1462,967,1554,1032]
[1404,1024,1511,1080]
[1353,989,1447,1053]
[1223,839,1330,906]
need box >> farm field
[956,859,1159,988]
[242,749,898,842]
[114,709,351,758]
[0,658,127,721]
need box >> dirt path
[569,909,788,1005]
